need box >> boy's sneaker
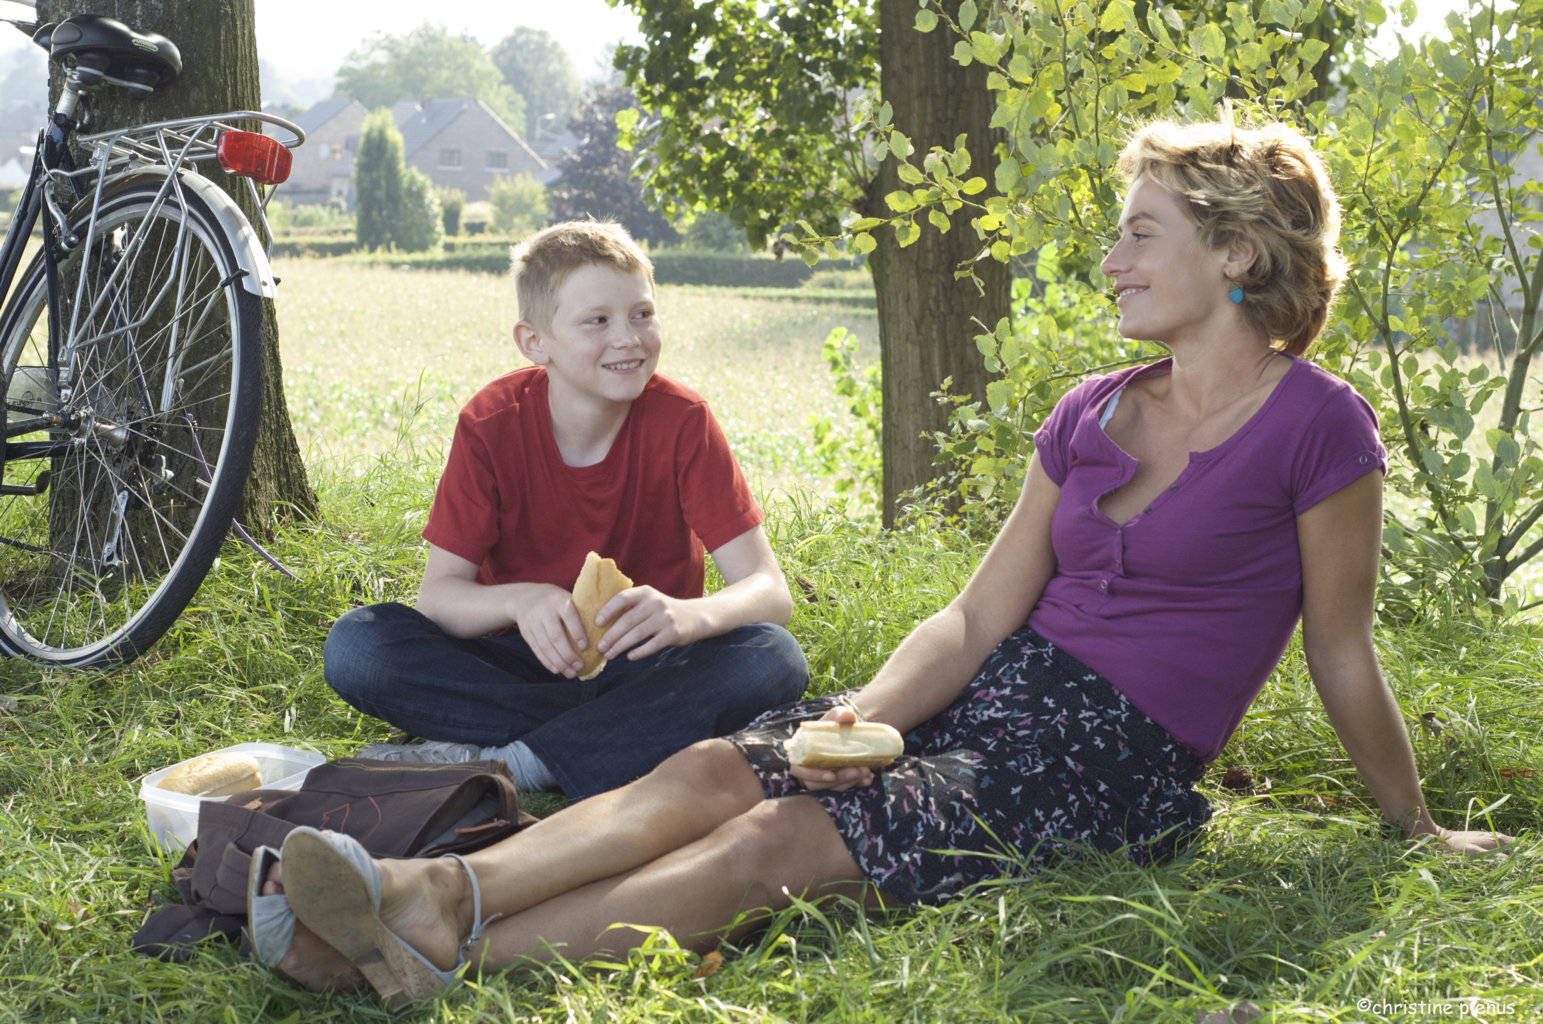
[357,739,480,763]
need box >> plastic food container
[139,742,325,853]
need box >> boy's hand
[508,584,588,676]
[592,585,704,662]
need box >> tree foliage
[396,167,444,253]
[884,0,1543,617]
[491,26,583,144]
[354,108,403,251]
[337,24,525,133]
[611,0,1009,524]
[488,173,550,238]
[611,0,877,251]
[550,85,678,247]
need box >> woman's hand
[788,705,879,792]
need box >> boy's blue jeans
[323,602,809,798]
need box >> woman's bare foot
[374,856,477,974]
[262,867,366,992]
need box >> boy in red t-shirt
[323,221,808,798]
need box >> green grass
[272,259,881,505]
[0,264,1539,1022]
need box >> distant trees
[338,24,525,133]
[490,27,582,145]
[549,85,677,247]
[488,173,549,238]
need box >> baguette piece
[158,751,263,797]
[570,551,634,680]
[785,721,903,769]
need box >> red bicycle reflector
[216,130,292,185]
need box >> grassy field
[274,259,882,505]
[0,264,1539,1022]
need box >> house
[279,95,552,210]
[392,97,552,200]
[278,95,368,209]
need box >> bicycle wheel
[0,179,263,667]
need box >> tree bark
[870,0,1010,526]
[40,0,316,528]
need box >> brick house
[280,95,550,210]
[391,96,551,202]
[280,95,369,209]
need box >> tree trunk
[870,0,1010,526]
[40,0,316,528]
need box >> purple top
[1027,357,1386,760]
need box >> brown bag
[132,758,536,961]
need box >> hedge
[267,239,865,289]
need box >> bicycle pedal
[0,469,51,496]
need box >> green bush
[348,246,868,288]
[270,238,358,258]
[674,210,750,253]
[394,167,443,253]
[438,187,465,237]
[488,173,549,238]
[353,108,403,252]
[651,252,864,288]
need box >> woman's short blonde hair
[510,221,655,330]
[1116,118,1347,355]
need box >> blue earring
[1228,286,1244,304]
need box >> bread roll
[570,551,633,680]
[785,721,903,769]
[158,751,262,796]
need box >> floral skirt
[724,627,1212,905]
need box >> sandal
[246,844,295,969]
[279,826,497,1005]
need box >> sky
[0,0,1490,93]
[1,0,642,84]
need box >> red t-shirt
[422,367,763,599]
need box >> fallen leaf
[1220,765,1254,792]
[694,951,724,980]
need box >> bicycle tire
[0,178,263,667]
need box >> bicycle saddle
[34,15,181,92]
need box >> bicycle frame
[1,63,303,488]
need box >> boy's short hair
[1117,117,1346,356]
[510,221,656,330]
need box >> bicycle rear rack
[58,111,306,253]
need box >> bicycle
[0,6,304,667]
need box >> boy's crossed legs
[323,601,808,798]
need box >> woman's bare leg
[272,738,767,989]
[463,738,769,916]
[380,791,868,973]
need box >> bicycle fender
[104,169,278,299]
